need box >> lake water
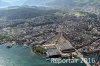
[0,45,98,66]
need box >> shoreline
[0,44,99,66]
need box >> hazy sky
[2,0,26,3]
[2,0,52,3]
[0,0,54,7]
[2,0,18,3]
[1,0,53,3]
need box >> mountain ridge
[47,0,100,14]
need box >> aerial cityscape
[0,0,100,66]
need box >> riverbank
[0,45,100,66]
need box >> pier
[42,30,91,66]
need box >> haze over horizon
[0,0,54,7]
[0,0,100,14]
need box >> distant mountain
[48,0,100,14]
[23,0,53,6]
[48,0,100,7]
[0,7,57,20]
[0,0,54,7]
[0,0,10,7]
